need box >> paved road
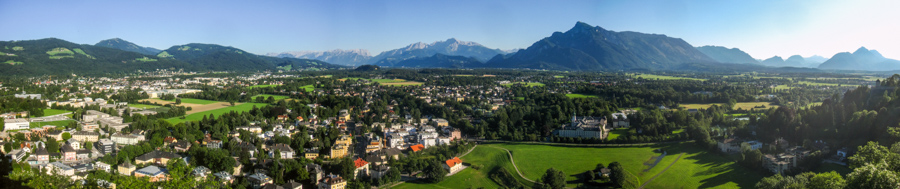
[639,153,685,189]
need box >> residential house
[97,139,115,154]
[61,144,77,161]
[409,144,424,152]
[111,133,145,145]
[370,164,390,179]
[307,163,324,185]
[305,148,320,160]
[444,157,463,173]
[173,141,192,152]
[610,113,630,128]
[67,138,82,149]
[72,131,100,142]
[192,166,212,180]
[118,162,136,176]
[248,172,273,189]
[353,158,369,178]
[135,150,182,165]
[214,171,234,184]
[46,162,75,176]
[269,143,294,159]
[202,134,222,149]
[33,147,50,164]
[330,144,349,158]
[95,161,111,173]
[717,138,743,153]
[318,174,346,189]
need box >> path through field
[140,98,238,114]
[638,153,685,189]
[489,146,538,184]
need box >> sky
[1,0,899,59]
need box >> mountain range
[0,38,340,76]
[267,49,372,66]
[269,38,509,67]
[695,46,758,64]
[819,47,900,71]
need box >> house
[409,144,424,152]
[717,138,743,153]
[763,154,795,175]
[307,163,324,185]
[283,180,303,189]
[61,144,77,161]
[318,174,347,189]
[238,142,258,157]
[47,131,65,141]
[134,165,169,182]
[135,150,182,165]
[33,147,50,164]
[4,118,30,131]
[214,171,234,184]
[95,162,111,173]
[118,162,136,176]
[248,172,273,189]
[610,113,630,128]
[97,139,115,154]
[6,149,26,162]
[599,168,611,177]
[388,133,404,148]
[305,148,320,160]
[370,164,390,179]
[111,133,145,145]
[67,138,82,149]
[432,118,449,127]
[443,157,463,173]
[353,158,369,178]
[330,144,349,158]
[46,162,75,176]
[163,136,177,145]
[269,143,294,159]
[202,134,222,149]
[447,128,462,141]
[173,141,192,152]
[192,166,212,180]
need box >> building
[47,131,65,141]
[717,138,743,153]
[4,118,30,131]
[763,154,795,175]
[135,165,169,182]
[318,174,346,189]
[447,128,462,141]
[611,113,630,128]
[111,133,145,145]
[409,144,424,152]
[553,115,608,139]
[97,139,115,154]
[118,162,136,176]
[173,141,192,152]
[330,144,349,158]
[33,147,50,164]
[269,143,294,159]
[307,163,324,185]
[46,162,75,176]
[370,164,390,179]
[388,133,404,148]
[444,157,463,173]
[72,131,100,142]
[67,138,82,149]
[248,172,273,189]
[135,150,182,165]
[353,158,369,178]
[95,162,111,173]
[202,134,223,149]
[433,118,449,127]
[61,144,77,161]
[192,166,212,180]
[305,148,320,160]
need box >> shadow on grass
[659,143,761,189]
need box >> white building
[4,118,30,131]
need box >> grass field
[134,57,156,62]
[40,109,70,117]
[608,128,629,140]
[681,102,778,111]
[631,74,707,81]
[158,98,219,105]
[165,102,268,124]
[252,94,290,101]
[29,120,74,129]
[502,82,545,87]
[496,142,762,188]
[393,146,510,189]
[249,84,280,89]
[4,60,23,65]
[127,104,161,109]
[553,75,565,78]
[566,93,599,98]
[300,85,315,92]
[72,48,94,59]
[380,82,424,86]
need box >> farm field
[502,82,545,87]
[165,102,267,124]
[252,94,290,101]
[681,102,778,111]
[631,73,707,81]
[300,85,315,92]
[141,98,232,115]
[380,82,424,86]
[249,84,280,89]
[566,93,599,98]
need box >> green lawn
[566,93,599,98]
[159,98,219,105]
[553,75,565,78]
[494,142,762,188]
[502,82,545,87]
[681,102,777,111]
[252,94,290,101]
[300,85,315,92]
[29,120,74,129]
[393,146,510,189]
[631,74,707,81]
[249,84,280,89]
[608,128,629,140]
[39,109,71,117]
[4,60,23,65]
[128,104,161,109]
[165,103,268,124]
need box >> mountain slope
[486,22,716,71]
[760,56,785,67]
[818,47,900,71]
[160,44,341,71]
[95,38,162,55]
[375,54,484,68]
[0,38,192,76]
[267,49,372,66]
[695,46,758,64]
[371,38,505,66]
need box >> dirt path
[639,153,685,189]
[139,98,236,114]
[459,144,478,157]
[488,146,538,184]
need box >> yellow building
[330,144,349,158]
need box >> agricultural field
[4,60,23,65]
[46,47,75,59]
[252,94,290,101]
[72,48,94,59]
[165,102,268,124]
[300,85,315,92]
[502,82,545,87]
[134,57,157,62]
[681,102,778,111]
[249,84,280,89]
[566,93,599,98]
[554,75,565,78]
[631,73,707,81]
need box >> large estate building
[553,115,609,139]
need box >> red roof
[410,144,424,152]
[445,157,462,167]
[354,158,369,168]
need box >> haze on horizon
[1,0,898,60]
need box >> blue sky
[1,0,898,59]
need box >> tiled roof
[354,158,369,168]
[445,157,462,168]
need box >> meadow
[252,94,290,101]
[249,84,280,89]
[127,103,161,109]
[157,98,219,105]
[300,85,315,92]
[631,74,707,81]
[566,93,599,98]
[681,102,778,111]
[40,109,70,117]
[29,120,75,129]
[502,82,545,87]
[165,102,268,124]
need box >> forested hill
[0,38,344,76]
[0,38,193,76]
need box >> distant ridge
[95,38,161,55]
[818,47,900,71]
[696,46,758,64]
[268,49,372,66]
[371,38,506,67]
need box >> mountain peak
[854,46,870,54]
[568,21,598,33]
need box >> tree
[45,137,60,153]
[609,162,626,187]
[175,98,182,105]
[230,101,236,106]
[845,162,900,189]
[61,132,72,140]
[541,167,566,189]
[808,171,845,189]
[84,141,93,151]
[424,159,447,183]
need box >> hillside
[376,54,485,68]
[695,46,758,64]
[487,22,716,71]
[371,38,506,66]
[0,38,193,76]
[159,43,342,71]
[95,38,162,55]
